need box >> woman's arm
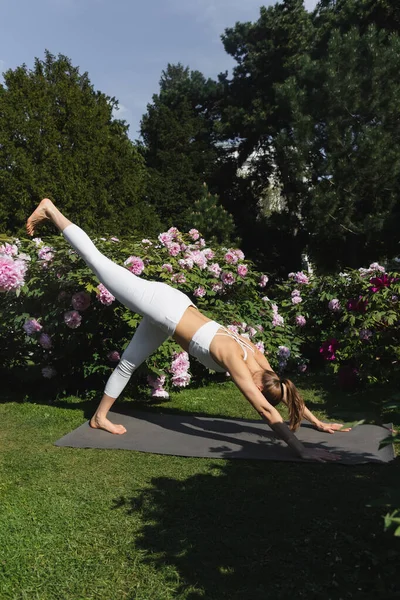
[225,357,339,461]
[302,405,351,434]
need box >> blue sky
[0,0,318,139]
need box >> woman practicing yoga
[27,199,350,462]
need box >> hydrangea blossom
[188,250,207,270]
[203,248,215,260]
[23,319,43,335]
[246,326,257,338]
[64,310,82,329]
[227,324,239,334]
[162,263,173,273]
[0,256,27,292]
[259,274,269,288]
[167,227,180,239]
[359,262,385,277]
[124,256,145,276]
[97,283,115,306]
[212,282,224,294]
[278,346,291,360]
[72,291,91,311]
[295,315,306,327]
[234,249,245,260]
[193,286,206,298]
[292,295,302,305]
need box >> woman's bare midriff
[172,306,264,373]
[172,306,212,352]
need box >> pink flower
[142,239,153,246]
[295,315,306,327]
[23,319,43,335]
[259,274,269,288]
[188,229,200,241]
[64,310,82,329]
[212,282,224,293]
[203,249,215,260]
[278,346,291,359]
[272,313,284,327]
[255,341,265,354]
[221,272,235,286]
[194,286,206,298]
[32,237,43,247]
[224,250,238,264]
[197,238,206,248]
[188,250,207,270]
[108,351,121,362]
[237,264,248,277]
[369,274,394,293]
[39,333,52,349]
[124,256,145,276]
[208,262,222,277]
[178,258,194,270]
[162,263,173,273]
[158,232,173,246]
[0,256,27,292]
[38,245,54,262]
[0,243,18,256]
[319,339,339,361]
[289,271,309,284]
[97,283,115,306]
[170,351,191,387]
[42,366,56,379]
[227,325,239,334]
[167,227,180,239]
[171,273,186,284]
[292,295,302,305]
[147,374,170,398]
[255,324,264,332]
[72,291,91,311]
[168,242,181,257]
[246,326,257,338]
[328,299,341,312]
[234,249,245,260]
[110,237,120,242]
[347,297,368,312]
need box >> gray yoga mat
[54,410,395,464]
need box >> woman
[27,199,350,462]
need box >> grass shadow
[112,457,400,600]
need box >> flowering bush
[0,230,399,399]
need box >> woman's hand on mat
[299,448,341,462]
[315,421,352,434]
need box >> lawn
[1,377,399,600]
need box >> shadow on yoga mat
[55,410,395,464]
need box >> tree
[0,51,161,236]
[140,64,221,230]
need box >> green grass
[1,378,399,600]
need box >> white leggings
[63,225,195,398]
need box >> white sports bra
[188,321,255,372]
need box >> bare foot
[26,198,54,236]
[90,415,127,435]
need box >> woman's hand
[300,448,341,462]
[315,421,352,434]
